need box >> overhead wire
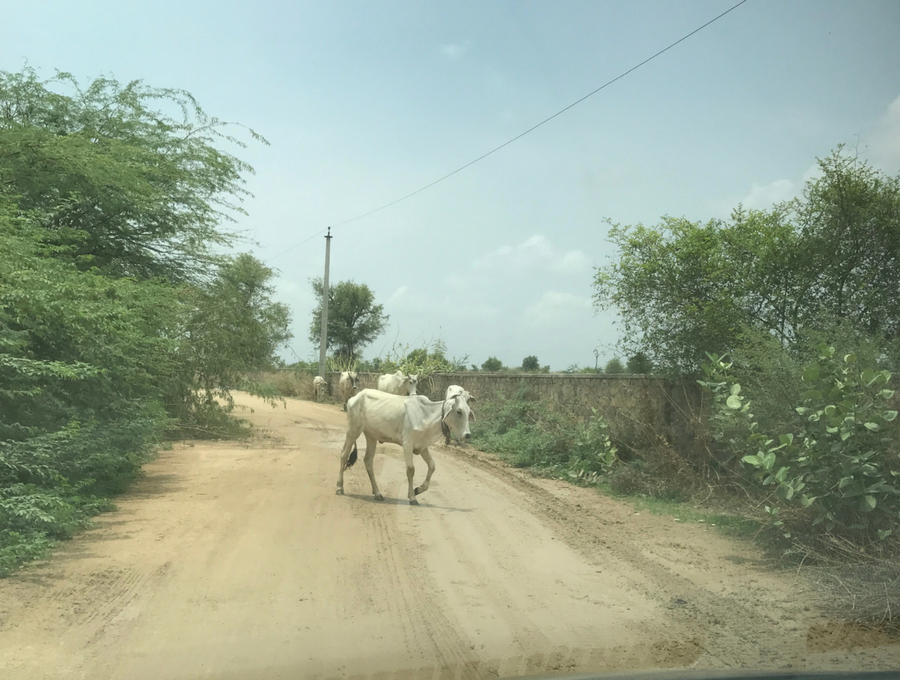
[265,0,749,264]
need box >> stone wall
[324,371,705,454]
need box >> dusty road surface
[1,392,899,680]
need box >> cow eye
[456,409,462,415]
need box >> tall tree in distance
[481,356,503,371]
[605,358,625,374]
[626,352,653,374]
[308,279,388,360]
[521,355,540,371]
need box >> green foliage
[176,253,291,430]
[0,67,266,281]
[0,214,171,572]
[308,279,388,360]
[626,352,653,374]
[481,356,503,372]
[594,149,900,373]
[521,355,540,372]
[701,347,900,543]
[373,341,465,381]
[0,67,289,574]
[472,388,617,482]
[604,358,625,374]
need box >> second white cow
[338,371,359,410]
[377,370,418,396]
[336,389,475,504]
[313,376,327,402]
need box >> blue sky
[5,1,900,369]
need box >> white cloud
[741,179,795,209]
[439,40,471,60]
[386,285,408,303]
[524,291,593,327]
[870,94,900,173]
[474,234,590,274]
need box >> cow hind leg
[414,447,436,496]
[336,429,360,495]
[403,446,418,505]
[363,436,383,501]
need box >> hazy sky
[5,1,900,369]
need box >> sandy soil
[1,392,898,680]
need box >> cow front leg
[363,435,383,501]
[403,446,418,505]
[414,447,436,496]
[336,429,360,495]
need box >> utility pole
[318,228,332,378]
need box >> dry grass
[255,370,319,400]
[789,535,900,632]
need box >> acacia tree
[0,67,265,281]
[308,279,388,360]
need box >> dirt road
[1,393,898,679]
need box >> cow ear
[468,410,476,423]
[468,394,477,403]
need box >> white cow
[443,385,477,444]
[338,371,359,410]
[377,370,418,396]
[445,384,477,403]
[313,376,327,402]
[336,389,475,504]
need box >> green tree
[604,358,625,374]
[308,279,388,360]
[794,148,900,339]
[593,149,900,373]
[626,352,653,374]
[181,254,291,421]
[0,68,286,574]
[522,355,540,371]
[482,356,503,372]
[0,67,266,282]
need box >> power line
[266,0,749,264]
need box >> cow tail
[347,442,358,468]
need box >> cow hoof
[414,486,422,495]
[335,489,344,495]
[374,494,384,501]
[409,499,419,506]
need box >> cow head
[406,374,419,396]
[443,393,475,440]
[349,371,359,392]
[446,385,477,403]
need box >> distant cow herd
[308,370,476,505]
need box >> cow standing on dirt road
[338,371,359,410]
[336,389,475,504]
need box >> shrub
[472,387,617,482]
[702,346,900,543]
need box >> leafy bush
[0,68,291,574]
[472,387,617,482]
[702,346,900,543]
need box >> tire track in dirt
[2,393,898,680]
[346,489,481,678]
[439,444,804,669]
